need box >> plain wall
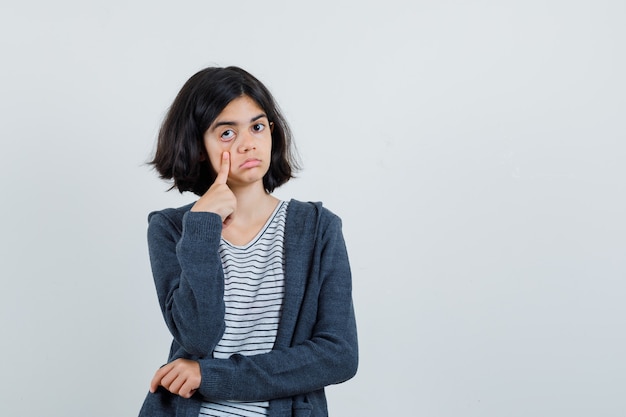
[1,1,625,416]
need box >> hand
[191,151,236,227]
[150,358,201,399]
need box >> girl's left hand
[150,358,201,399]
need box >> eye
[252,123,266,133]
[220,129,235,141]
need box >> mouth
[239,158,262,169]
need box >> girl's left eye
[252,123,265,132]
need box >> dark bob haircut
[150,66,299,196]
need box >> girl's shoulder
[286,199,343,230]
[146,202,196,236]
[148,202,195,222]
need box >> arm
[147,210,226,357]
[148,152,236,356]
[195,214,358,401]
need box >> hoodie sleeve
[147,209,226,357]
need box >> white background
[1,1,625,416]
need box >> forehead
[214,95,266,122]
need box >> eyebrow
[210,113,268,131]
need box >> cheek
[262,136,273,154]
[207,145,231,172]
[203,139,228,169]
[208,155,221,175]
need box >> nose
[237,132,256,153]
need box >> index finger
[150,363,172,393]
[214,151,230,185]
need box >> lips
[239,158,262,169]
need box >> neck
[230,183,278,221]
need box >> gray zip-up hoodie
[138,200,358,417]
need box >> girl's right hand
[191,151,236,227]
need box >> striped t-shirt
[199,201,288,417]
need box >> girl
[139,66,358,417]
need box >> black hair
[150,66,298,196]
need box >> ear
[269,121,275,133]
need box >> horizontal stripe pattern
[200,400,267,416]
[200,201,287,417]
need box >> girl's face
[203,95,273,189]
